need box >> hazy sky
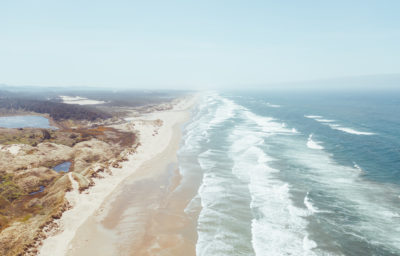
[1,0,399,89]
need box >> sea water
[178,91,400,256]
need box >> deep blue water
[0,115,55,129]
[178,91,400,256]
[232,91,400,186]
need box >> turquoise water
[53,162,71,173]
[178,91,400,256]
[0,115,55,129]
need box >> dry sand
[38,95,197,256]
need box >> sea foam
[304,192,319,214]
[307,134,324,150]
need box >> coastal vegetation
[0,86,181,255]
[0,98,112,121]
[0,124,139,255]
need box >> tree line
[0,98,111,121]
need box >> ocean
[177,91,400,256]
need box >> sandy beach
[38,95,197,256]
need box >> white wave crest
[305,115,323,119]
[305,114,375,136]
[315,118,335,123]
[265,102,281,108]
[244,110,295,135]
[303,235,318,251]
[328,125,375,135]
[307,134,324,150]
[304,192,319,214]
[353,163,364,173]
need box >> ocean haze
[233,74,400,91]
[1,1,399,89]
[1,73,400,91]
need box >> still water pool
[0,115,55,129]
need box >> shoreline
[38,95,198,256]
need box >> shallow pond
[0,115,55,129]
[53,162,71,173]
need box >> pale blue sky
[1,0,399,89]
